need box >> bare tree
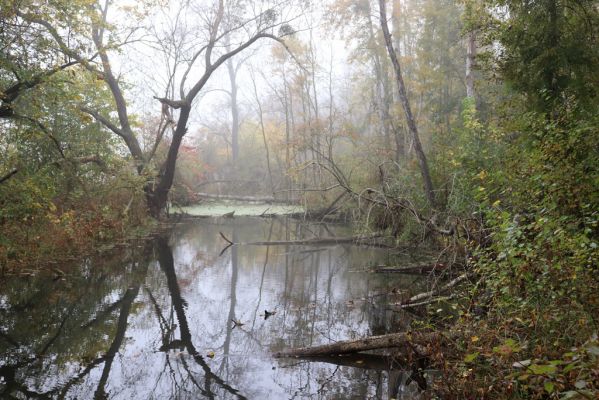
[19,0,301,218]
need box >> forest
[1,0,598,398]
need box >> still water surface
[0,217,432,399]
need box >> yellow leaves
[471,336,480,343]
[476,170,488,180]
[493,338,521,357]
[47,212,61,225]
[464,352,479,363]
[450,159,462,167]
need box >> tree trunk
[466,31,476,99]
[147,106,192,218]
[365,2,392,148]
[379,0,436,208]
[226,58,240,163]
[250,69,275,194]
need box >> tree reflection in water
[1,217,433,399]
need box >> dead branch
[371,263,449,274]
[394,273,473,307]
[219,232,233,245]
[400,295,456,309]
[153,96,187,109]
[0,168,19,184]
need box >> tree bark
[378,0,436,208]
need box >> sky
[107,0,354,141]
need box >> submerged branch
[283,353,402,370]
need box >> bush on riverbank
[0,171,150,275]
[434,105,599,399]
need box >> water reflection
[0,217,430,399]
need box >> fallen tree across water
[195,192,281,203]
[219,232,390,247]
[273,331,443,358]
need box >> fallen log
[371,263,448,274]
[273,331,441,358]
[196,192,278,203]
[219,232,389,247]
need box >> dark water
[0,217,433,399]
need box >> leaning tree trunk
[146,106,192,218]
[378,0,436,208]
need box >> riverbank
[0,208,158,277]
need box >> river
[0,216,436,399]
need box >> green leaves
[492,338,521,357]
[464,351,479,363]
